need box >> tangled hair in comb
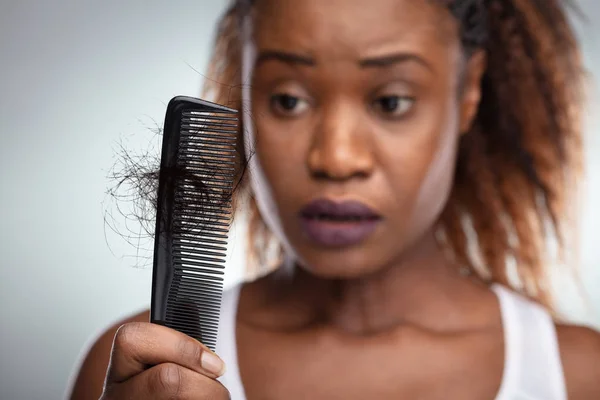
[108,0,585,313]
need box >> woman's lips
[298,198,381,247]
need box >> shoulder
[556,323,600,399]
[67,309,149,400]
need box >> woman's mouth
[298,198,382,247]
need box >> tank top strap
[492,284,567,400]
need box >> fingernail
[201,351,226,376]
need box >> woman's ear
[459,50,487,135]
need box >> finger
[106,322,225,384]
[108,363,230,400]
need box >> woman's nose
[307,102,374,181]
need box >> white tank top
[216,284,567,400]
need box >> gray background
[0,1,599,399]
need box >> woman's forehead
[251,0,457,58]
[249,0,458,69]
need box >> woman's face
[247,0,485,278]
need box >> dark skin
[69,0,600,399]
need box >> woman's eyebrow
[359,52,433,71]
[255,49,433,72]
[256,50,315,67]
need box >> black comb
[150,96,238,352]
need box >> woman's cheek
[404,100,461,233]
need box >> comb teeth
[151,97,238,352]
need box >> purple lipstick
[299,198,381,247]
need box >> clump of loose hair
[198,0,586,311]
[103,123,163,267]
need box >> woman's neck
[321,232,471,335]
[245,231,494,336]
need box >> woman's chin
[294,246,392,279]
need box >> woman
[69,0,600,398]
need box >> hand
[99,322,229,399]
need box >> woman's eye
[270,94,309,116]
[373,95,414,117]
